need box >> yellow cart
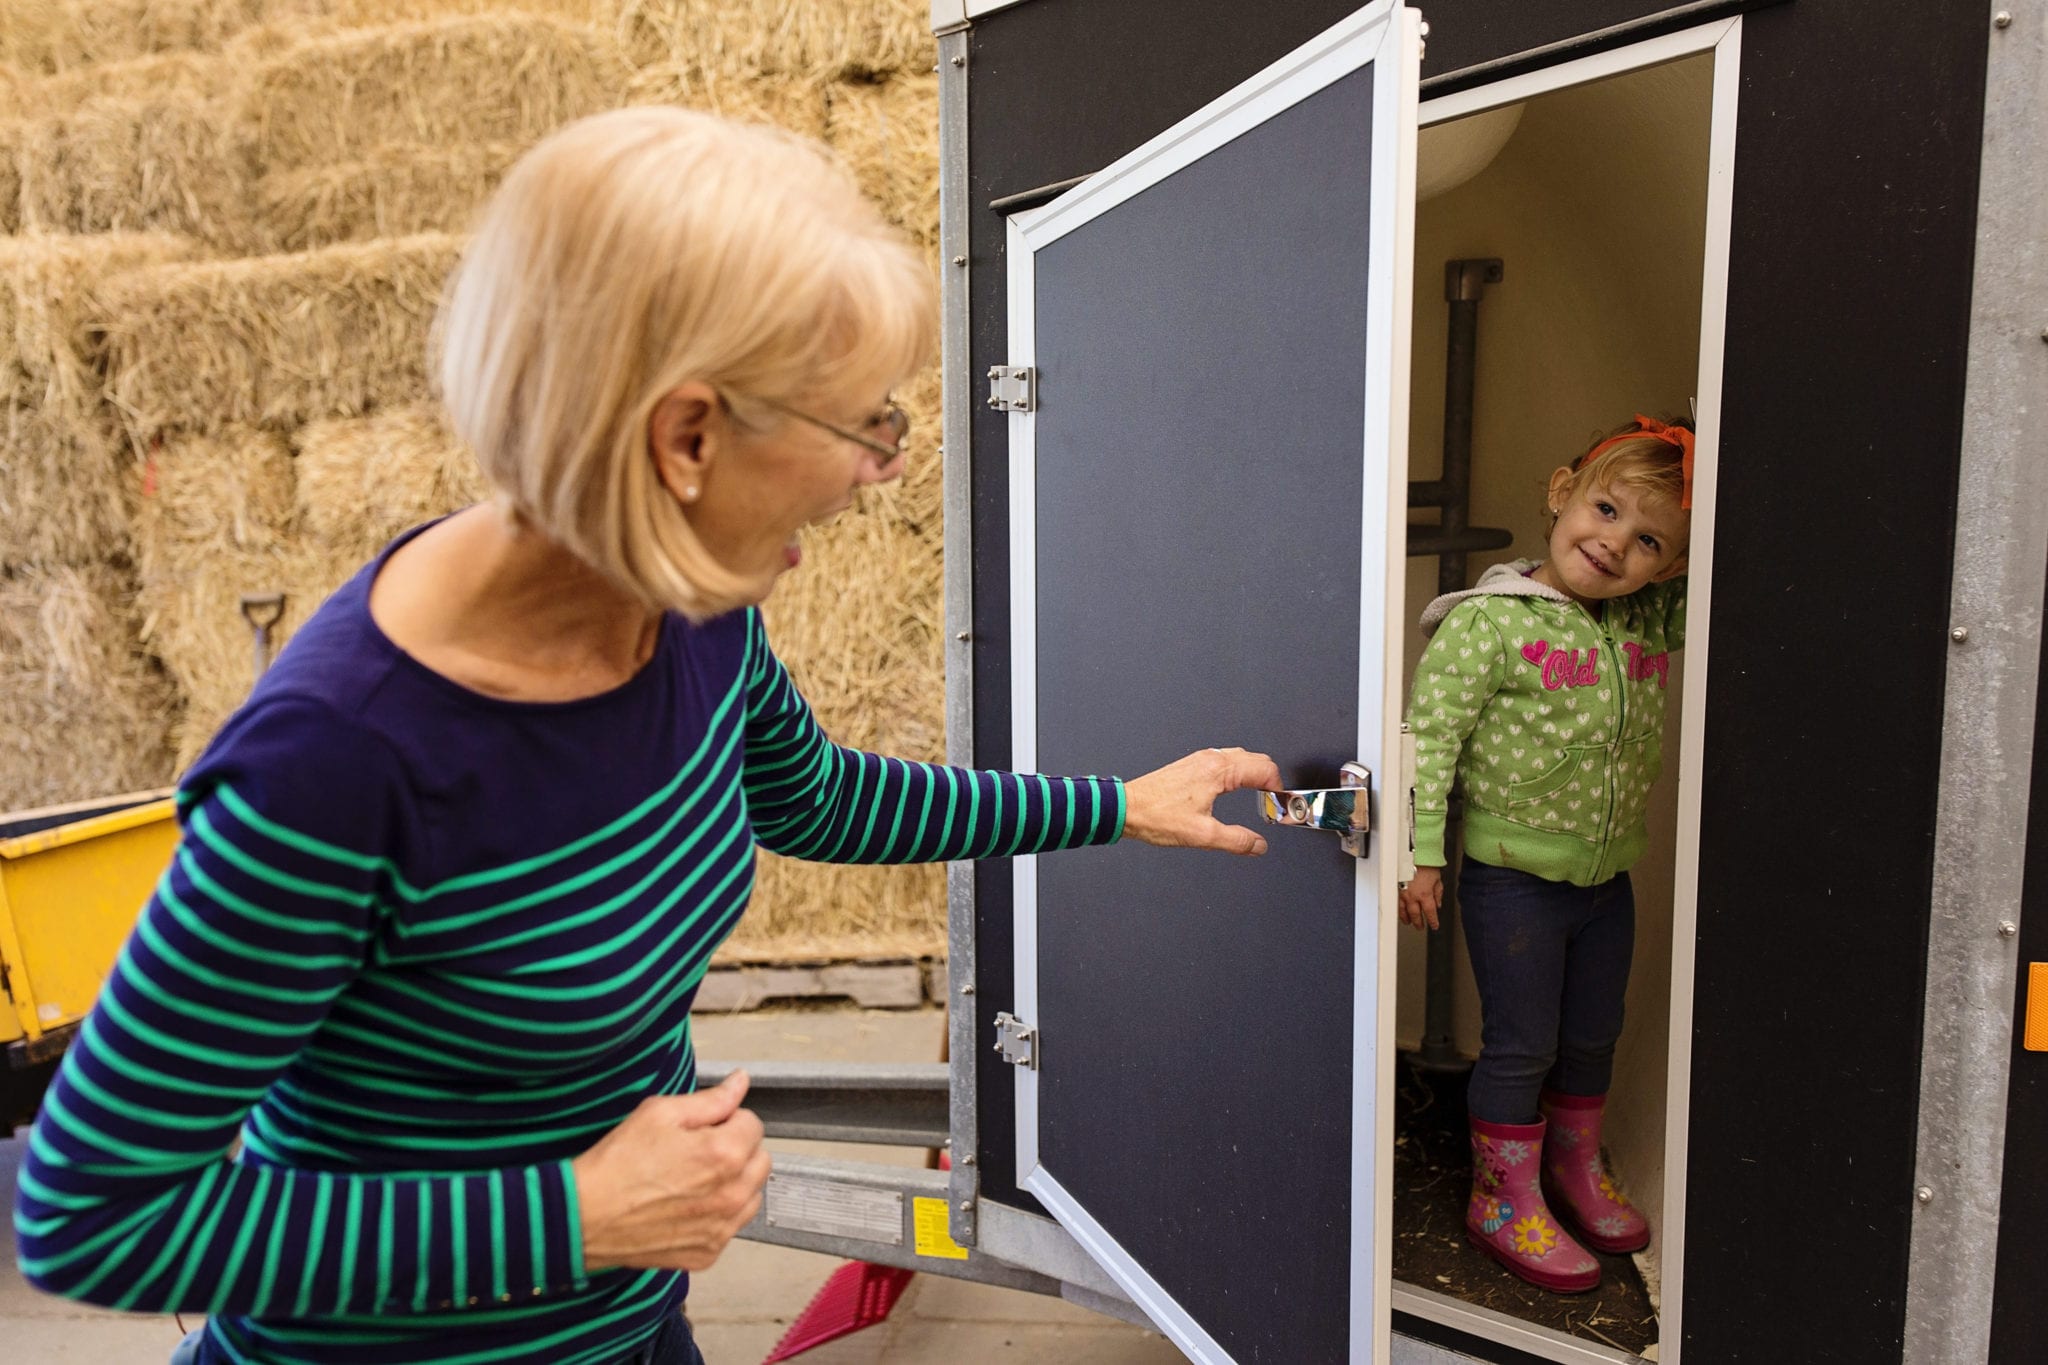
[0,791,178,1129]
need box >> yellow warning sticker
[912,1196,969,1260]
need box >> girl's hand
[1122,747,1284,856]
[572,1071,772,1273]
[1398,866,1444,931]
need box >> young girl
[1401,415,1692,1293]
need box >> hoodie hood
[1418,558,1571,634]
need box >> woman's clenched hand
[573,1071,772,1274]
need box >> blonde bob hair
[435,106,937,619]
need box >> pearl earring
[682,485,698,502]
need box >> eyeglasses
[757,396,910,461]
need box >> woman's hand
[573,1071,772,1274]
[1122,747,1283,857]
[1398,866,1443,931]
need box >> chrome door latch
[1260,762,1371,858]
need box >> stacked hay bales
[0,563,176,811]
[0,233,196,806]
[0,0,945,965]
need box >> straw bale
[152,535,360,769]
[723,363,945,958]
[0,562,177,813]
[0,0,324,74]
[1,50,231,117]
[8,91,247,245]
[621,62,829,141]
[614,0,931,81]
[130,424,363,768]
[292,402,485,556]
[824,73,939,254]
[231,15,631,177]
[0,129,20,234]
[252,141,518,253]
[327,0,613,24]
[98,232,464,442]
[137,425,298,560]
[0,232,200,565]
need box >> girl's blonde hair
[435,106,937,619]
[1553,419,1693,515]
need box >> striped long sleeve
[13,699,589,1321]
[739,611,1125,861]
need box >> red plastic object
[761,1261,916,1362]
[759,1152,952,1362]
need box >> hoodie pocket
[1508,748,1590,808]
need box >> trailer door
[1002,5,1420,1361]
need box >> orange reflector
[2028,963,2048,1052]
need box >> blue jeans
[1457,856,1636,1125]
[171,1312,705,1364]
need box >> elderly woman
[13,108,1276,1365]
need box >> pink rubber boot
[1539,1089,1650,1254]
[1466,1115,1600,1293]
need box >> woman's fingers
[675,1069,749,1127]
[1123,746,1282,854]
[1200,815,1269,857]
[1209,746,1283,793]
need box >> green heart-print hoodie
[1408,559,1687,887]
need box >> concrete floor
[0,1006,1184,1364]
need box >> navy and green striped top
[13,530,1123,1364]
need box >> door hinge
[985,365,1036,412]
[994,1012,1038,1069]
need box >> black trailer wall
[963,1,1989,1360]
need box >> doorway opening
[1390,25,1735,1363]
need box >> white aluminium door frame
[1006,4,1419,1362]
[1388,17,1743,1365]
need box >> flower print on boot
[1466,1115,1600,1293]
[1539,1089,1650,1253]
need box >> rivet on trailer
[718,3,2046,1362]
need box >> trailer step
[694,960,943,1012]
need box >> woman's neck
[369,504,664,702]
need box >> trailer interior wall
[1395,50,1714,1271]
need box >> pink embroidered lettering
[1529,644,1606,692]
[1620,641,1670,688]
[1541,650,1572,690]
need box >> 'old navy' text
[1519,639,1671,692]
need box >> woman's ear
[648,382,724,503]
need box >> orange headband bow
[1576,414,1695,510]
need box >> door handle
[1260,761,1371,858]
